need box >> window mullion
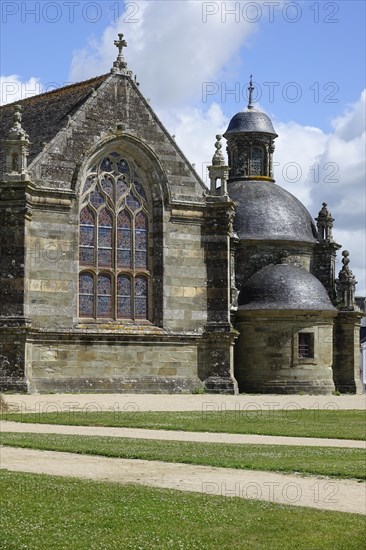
[113,214,117,320]
[131,214,135,320]
[93,272,97,319]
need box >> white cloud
[158,102,228,183]
[157,91,366,295]
[69,0,258,108]
[274,92,366,295]
[11,0,363,295]
[331,89,366,141]
[0,75,42,105]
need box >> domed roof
[228,179,318,243]
[224,108,277,138]
[238,264,336,311]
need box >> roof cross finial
[114,33,127,59]
[248,74,254,110]
[111,33,133,76]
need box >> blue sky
[1,1,365,128]
[1,0,365,293]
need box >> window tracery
[79,152,150,321]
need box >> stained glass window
[100,157,113,172]
[80,207,95,266]
[84,175,97,193]
[97,274,112,318]
[117,158,130,175]
[79,272,94,317]
[117,211,132,268]
[101,176,114,201]
[134,180,147,200]
[117,177,128,199]
[98,209,113,267]
[117,275,132,318]
[79,151,151,321]
[89,189,104,208]
[135,212,148,269]
[126,192,140,212]
[135,276,148,319]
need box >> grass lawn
[2,409,366,440]
[1,432,365,480]
[1,470,365,550]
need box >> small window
[250,147,264,176]
[298,333,314,359]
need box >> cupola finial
[247,74,254,110]
[315,202,334,242]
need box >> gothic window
[79,153,150,321]
[250,147,264,176]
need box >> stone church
[0,35,362,394]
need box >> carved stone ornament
[315,202,334,242]
[336,250,357,310]
[111,33,133,77]
[3,104,30,178]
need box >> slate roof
[228,179,318,243]
[224,109,277,137]
[238,264,337,311]
[0,74,109,175]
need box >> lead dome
[238,264,337,311]
[229,179,318,243]
[224,109,277,138]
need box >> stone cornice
[0,181,75,212]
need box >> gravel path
[2,393,365,516]
[1,446,365,515]
[1,421,365,448]
[4,393,366,412]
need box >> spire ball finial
[212,135,225,166]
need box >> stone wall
[0,181,27,318]
[312,241,340,304]
[235,312,336,394]
[235,241,313,291]
[333,312,362,393]
[26,334,204,393]
[163,209,207,332]
[25,205,77,328]
[0,181,29,390]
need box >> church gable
[1,74,206,205]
